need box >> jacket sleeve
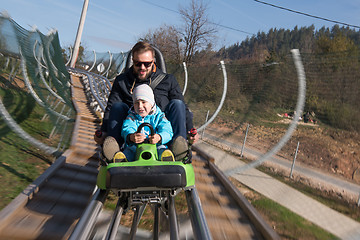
[167,74,194,131]
[155,112,173,145]
[121,113,138,145]
[101,76,124,132]
[185,108,194,131]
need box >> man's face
[134,99,153,117]
[133,50,154,80]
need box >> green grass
[0,110,53,210]
[251,197,339,240]
[0,132,52,209]
[291,181,360,222]
[230,175,339,239]
[0,75,68,210]
[257,165,360,223]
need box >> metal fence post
[290,141,300,179]
[201,110,210,139]
[240,124,250,157]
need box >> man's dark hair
[132,42,155,58]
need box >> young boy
[102,84,175,162]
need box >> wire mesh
[0,14,75,156]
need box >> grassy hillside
[0,75,57,209]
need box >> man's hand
[187,128,198,145]
[130,132,146,144]
[94,130,107,145]
[148,134,161,144]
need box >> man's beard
[134,68,152,81]
[138,71,151,80]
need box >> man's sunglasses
[134,60,153,68]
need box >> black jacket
[101,65,193,132]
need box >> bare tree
[179,0,217,63]
[140,25,182,64]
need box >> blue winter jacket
[121,105,173,148]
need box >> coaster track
[0,73,279,240]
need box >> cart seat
[106,165,187,190]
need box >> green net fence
[0,14,75,156]
[0,13,130,158]
[167,49,359,181]
[78,50,127,80]
[62,48,128,80]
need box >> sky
[1,0,360,53]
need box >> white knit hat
[132,84,155,106]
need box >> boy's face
[134,99,153,117]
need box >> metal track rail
[192,146,280,240]
[71,147,279,240]
[70,186,212,240]
[0,75,102,240]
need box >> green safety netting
[0,13,75,156]
[0,13,130,156]
[0,14,72,107]
[78,50,128,80]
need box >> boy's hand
[130,132,146,143]
[148,134,161,144]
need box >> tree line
[167,25,360,132]
[217,24,360,62]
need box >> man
[94,41,197,161]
